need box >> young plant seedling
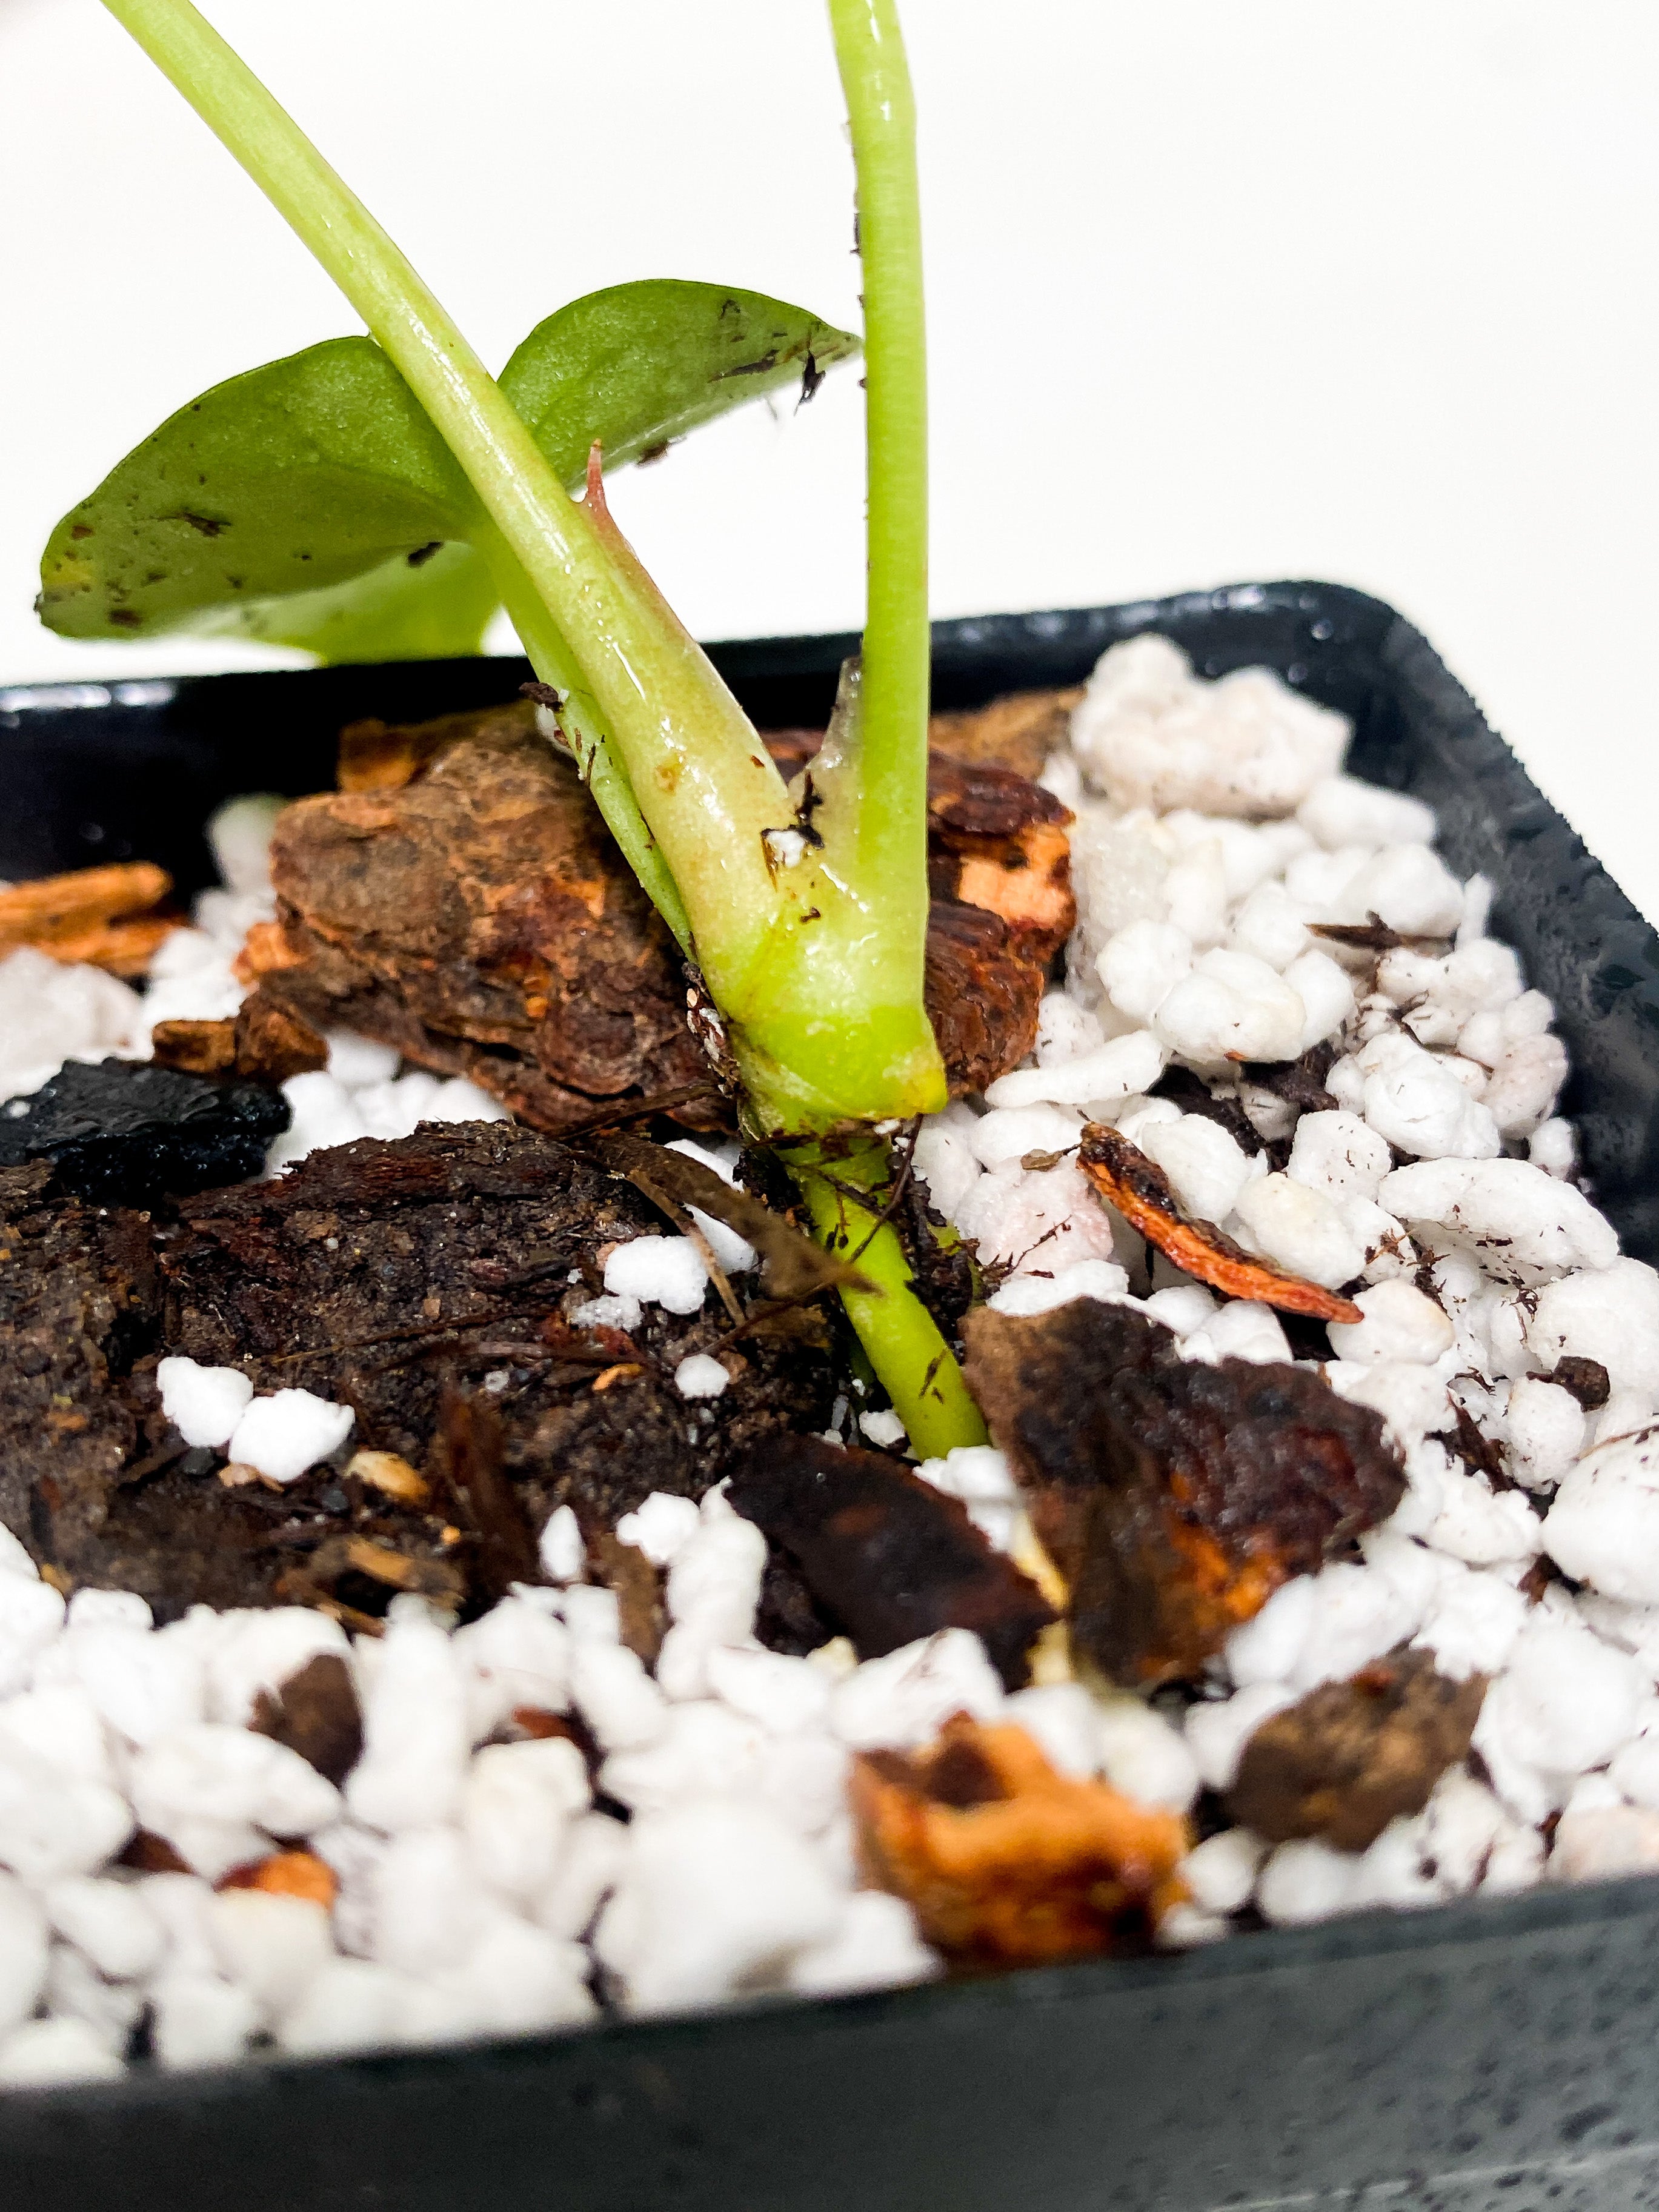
[47,0,988,1455]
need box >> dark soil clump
[0,1123,838,1622]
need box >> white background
[2,1,1657,911]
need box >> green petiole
[793,1137,988,1459]
[93,0,987,1455]
[825,0,934,1038]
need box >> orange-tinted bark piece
[150,1017,239,1077]
[218,1850,339,1909]
[0,861,178,975]
[1079,1122,1363,1324]
[851,1715,1189,1963]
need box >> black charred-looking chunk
[0,1056,288,1206]
[726,1436,1056,1689]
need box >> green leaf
[202,540,499,661]
[498,279,859,481]
[38,337,477,642]
[38,281,858,657]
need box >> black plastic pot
[3,582,1658,2212]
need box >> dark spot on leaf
[70,524,93,541]
[714,351,779,380]
[170,511,227,538]
[405,541,443,567]
[108,609,143,629]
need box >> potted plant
[2,4,1659,2207]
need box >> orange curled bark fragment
[218,1850,339,1910]
[851,1714,1189,1963]
[1079,1122,1363,1325]
[0,861,178,975]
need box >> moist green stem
[793,1138,988,1458]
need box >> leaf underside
[38,280,858,660]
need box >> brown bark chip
[924,903,1048,1100]
[925,755,1075,965]
[1078,1123,1363,1325]
[231,991,329,1083]
[1226,1650,1487,1850]
[258,703,711,1131]
[962,1301,1405,1688]
[250,1654,363,1787]
[924,688,1082,783]
[726,1436,1056,1690]
[151,993,328,1085]
[150,1018,239,1078]
[851,1714,1188,1963]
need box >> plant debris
[725,1435,1056,1689]
[432,1384,540,1603]
[0,1056,290,1207]
[1236,1040,1341,1119]
[962,1300,1405,1687]
[850,1713,1188,1962]
[591,1129,871,1304]
[1226,1649,1487,1851]
[1078,1122,1363,1325]
[1533,1356,1611,1412]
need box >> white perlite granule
[908,634,1659,1939]
[2,634,1655,2081]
